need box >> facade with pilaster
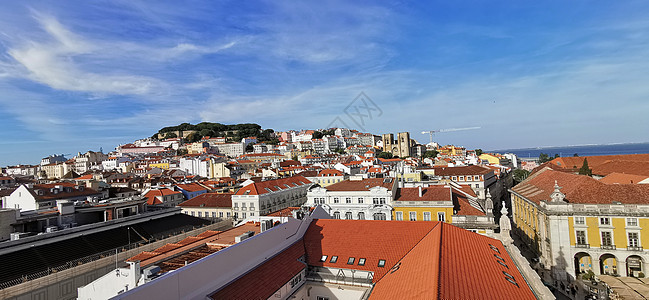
[510,167,649,281]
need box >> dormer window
[320,255,327,262]
[330,256,338,263]
[378,259,386,267]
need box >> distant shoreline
[489,142,649,158]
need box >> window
[600,217,610,225]
[333,212,340,219]
[409,212,417,221]
[347,257,355,265]
[358,197,363,204]
[629,232,640,247]
[395,211,403,221]
[601,231,613,246]
[320,255,328,262]
[423,212,431,221]
[576,231,587,245]
[575,216,585,225]
[437,212,446,222]
[358,258,366,266]
[459,176,464,181]
[358,212,365,220]
[191,211,195,216]
[380,198,386,204]
[330,256,338,263]
[227,212,231,217]
[474,175,480,181]
[627,218,638,227]
[345,212,353,220]
[373,213,386,220]
[250,212,255,216]
[378,259,386,267]
[198,211,202,217]
[219,212,224,218]
[346,197,352,204]
[373,197,379,204]
[242,212,247,218]
[333,198,340,203]
[212,212,216,218]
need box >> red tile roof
[209,241,306,300]
[178,193,232,208]
[395,186,452,202]
[317,169,343,177]
[452,190,485,216]
[144,188,182,205]
[513,167,649,205]
[235,175,311,196]
[437,224,535,299]
[304,219,438,282]
[325,178,395,192]
[176,183,209,193]
[599,172,649,184]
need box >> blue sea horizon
[489,142,649,159]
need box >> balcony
[628,246,643,251]
[575,243,590,249]
[601,245,616,250]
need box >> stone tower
[382,132,412,158]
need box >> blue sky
[1,1,649,166]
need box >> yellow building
[479,153,502,164]
[511,167,649,281]
[394,171,423,183]
[148,162,170,170]
[437,145,466,157]
[392,185,496,234]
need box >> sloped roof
[209,241,306,300]
[395,186,451,202]
[234,175,311,196]
[144,188,182,205]
[29,182,100,201]
[325,178,394,191]
[178,193,232,208]
[176,183,209,193]
[512,167,649,205]
[600,172,649,184]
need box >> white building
[231,175,313,219]
[307,177,397,220]
[213,143,244,157]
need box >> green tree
[377,151,393,159]
[312,131,324,139]
[422,150,439,159]
[245,144,254,152]
[573,153,579,157]
[292,155,298,161]
[164,132,177,139]
[513,169,530,183]
[578,158,592,176]
[538,153,559,163]
[475,149,483,156]
[177,148,188,155]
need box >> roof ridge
[437,222,444,300]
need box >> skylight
[330,256,338,263]
[488,244,500,253]
[320,255,327,262]
[347,257,355,265]
[358,258,366,266]
[378,259,386,267]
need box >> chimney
[418,186,422,198]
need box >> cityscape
[1,1,649,300]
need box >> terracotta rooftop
[28,182,101,201]
[600,172,649,184]
[178,193,232,208]
[144,188,182,205]
[324,178,395,192]
[209,241,306,300]
[176,183,209,193]
[235,175,311,196]
[395,186,452,202]
[512,167,649,205]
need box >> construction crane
[421,127,481,144]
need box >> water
[490,142,649,159]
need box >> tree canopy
[155,122,273,143]
[377,151,393,159]
[578,158,592,176]
[422,150,439,159]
